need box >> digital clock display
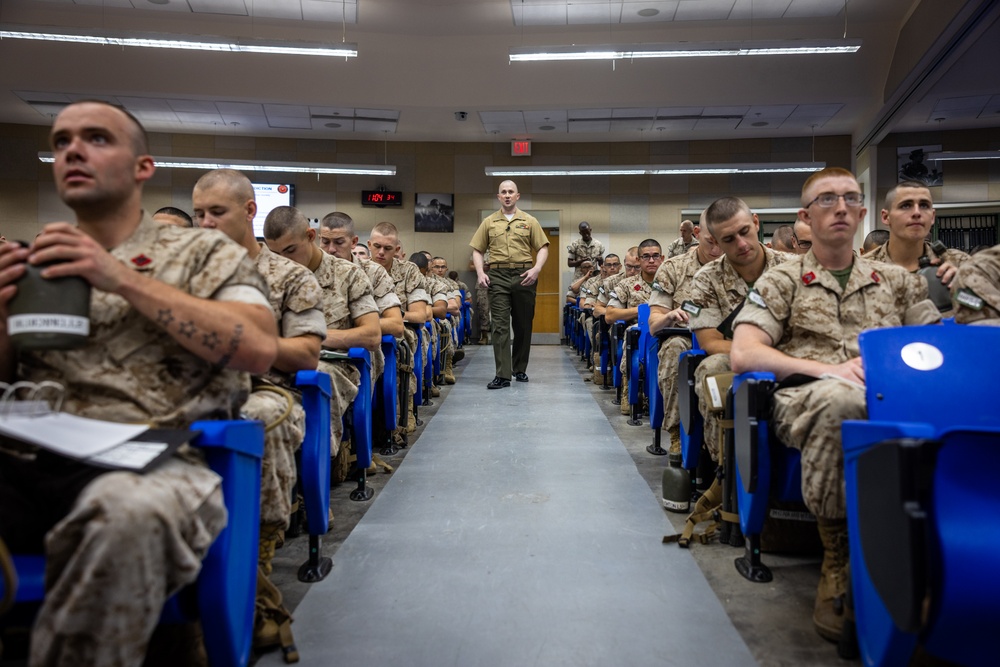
[362,190,403,207]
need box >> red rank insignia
[871,271,880,283]
[131,254,152,267]
[802,271,816,285]
[634,283,642,291]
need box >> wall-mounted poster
[415,193,454,233]
[897,145,944,186]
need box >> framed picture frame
[415,193,454,233]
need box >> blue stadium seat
[677,346,706,470]
[294,370,333,583]
[1,420,265,667]
[343,348,375,502]
[375,335,401,455]
[841,324,1000,667]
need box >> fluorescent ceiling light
[509,39,861,62]
[485,163,824,177]
[925,150,1000,161]
[1,26,357,58]
[38,153,394,176]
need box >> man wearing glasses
[606,240,663,414]
[731,167,939,646]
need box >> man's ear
[134,155,156,183]
[246,200,257,224]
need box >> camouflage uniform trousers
[317,358,361,457]
[657,335,693,431]
[401,328,420,431]
[772,379,866,520]
[23,457,225,667]
[693,353,732,463]
[242,390,305,527]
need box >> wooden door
[533,225,560,334]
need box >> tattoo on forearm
[202,331,221,351]
[216,324,243,368]
[156,308,175,327]
[178,321,197,338]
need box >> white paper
[0,412,148,458]
[88,442,167,470]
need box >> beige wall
[0,122,858,291]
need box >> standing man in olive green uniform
[471,180,550,389]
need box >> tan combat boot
[258,522,285,577]
[814,518,849,642]
[443,352,456,384]
[667,425,682,455]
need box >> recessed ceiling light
[539,125,555,131]
[751,121,768,127]
[637,8,660,17]
[147,0,170,5]
[325,122,342,128]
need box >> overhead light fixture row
[38,154,394,176]
[509,39,861,62]
[925,150,1000,161]
[1,26,357,58]
[485,163,825,177]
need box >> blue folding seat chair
[460,290,472,344]
[610,319,626,405]
[840,324,1000,667]
[562,303,573,344]
[597,317,612,390]
[1,420,265,667]
[677,340,706,471]
[421,321,434,404]
[626,304,652,426]
[374,335,401,456]
[731,370,805,580]
[293,370,333,583]
[641,310,692,456]
[408,323,425,411]
[323,349,375,502]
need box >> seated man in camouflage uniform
[951,242,1000,325]
[648,216,722,453]
[430,256,467,382]
[606,239,663,415]
[685,197,790,465]
[666,219,700,258]
[581,254,617,382]
[368,223,431,432]
[593,248,637,322]
[192,171,327,657]
[732,167,940,644]
[413,253,455,388]
[0,101,279,667]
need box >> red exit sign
[511,140,532,156]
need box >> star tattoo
[178,321,197,338]
[202,331,221,351]
[156,309,175,327]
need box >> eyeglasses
[639,253,662,261]
[806,192,865,208]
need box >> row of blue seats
[0,308,476,666]
[612,303,1000,667]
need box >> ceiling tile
[701,105,750,116]
[265,104,310,118]
[567,3,620,24]
[15,91,72,104]
[310,107,356,118]
[783,0,844,19]
[268,116,313,129]
[248,0,301,20]
[737,117,779,129]
[354,119,397,132]
[568,108,614,119]
[746,104,796,119]
[515,5,568,26]
[524,110,567,122]
[656,106,705,118]
[168,99,219,114]
[674,0,737,21]
[654,118,698,130]
[355,108,400,120]
[779,116,833,129]
[693,118,740,130]
[216,115,268,128]
[568,120,611,133]
[528,122,567,132]
[187,0,250,16]
[216,102,266,116]
[174,112,226,124]
[611,118,653,131]
[612,107,656,118]
[128,0,189,12]
[131,109,179,122]
[303,1,358,23]
[620,1,678,23]
[787,103,843,118]
[480,111,525,124]
[932,95,992,112]
[117,96,174,111]
[979,95,1000,117]
[728,0,792,20]
[75,0,132,7]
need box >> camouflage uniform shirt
[865,240,969,271]
[733,251,941,362]
[666,237,699,258]
[354,255,402,317]
[686,245,789,332]
[253,243,327,390]
[608,275,654,315]
[649,249,709,312]
[597,272,627,307]
[388,258,431,311]
[18,213,269,427]
[567,237,606,281]
[951,243,1000,324]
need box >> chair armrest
[295,371,333,537]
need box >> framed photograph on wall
[415,193,454,233]
[897,145,944,186]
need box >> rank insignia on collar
[634,283,642,291]
[870,271,880,283]
[802,271,816,285]
[131,254,152,267]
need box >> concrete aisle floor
[262,345,756,667]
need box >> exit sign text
[511,140,532,156]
